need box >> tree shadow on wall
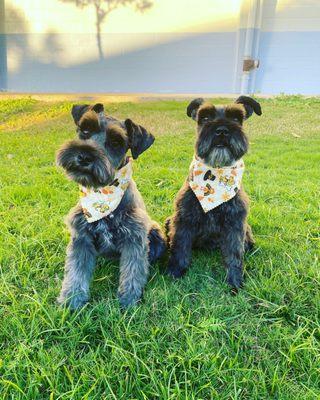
[3,4,250,94]
[59,0,154,60]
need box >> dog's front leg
[117,230,149,308]
[58,235,97,309]
[167,222,194,278]
[220,224,245,290]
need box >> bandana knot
[189,157,245,213]
[79,159,133,222]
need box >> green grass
[0,96,319,399]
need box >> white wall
[2,0,242,93]
[1,0,320,94]
[255,0,320,94]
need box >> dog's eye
[202,117,210,122]
[107,138,121,148]
[232,117,240,123]
[78,128,91,139]
[80,130,90,137]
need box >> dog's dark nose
[216,126,229,136]
[77,153,93,166]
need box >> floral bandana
[79,159,133,223]
[189,157,245,213]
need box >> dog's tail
[148,222,167,264]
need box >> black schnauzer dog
[56,103,166,309]
[166,96,262,290]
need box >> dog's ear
[124,119,155,159]
[92,103,104,113]
[235,96,262,119]
[71,104,90,125]
[187,98,205,120]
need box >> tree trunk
[95,4,104,60]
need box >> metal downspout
[240,0,262,94]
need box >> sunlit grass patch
[0,96,319,399]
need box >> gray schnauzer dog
[56,103,166,309]
[166,96,262,291]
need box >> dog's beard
[56,139,115,187]
[229,135,247,160]
[197,126,248,168]
[206,147,235,167]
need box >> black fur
[71,103,154,160]
[187,97,205,120]
[148,224,168,264]
[124,118,155,159]
[71,104,90,125]
[166,96,262,290]
[235,95,262,119]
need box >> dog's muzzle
[213,127,230,147]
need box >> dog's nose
[77,153,93,166]
[216,126,229,136]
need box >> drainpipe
[0,0,7,91]
[240,0,262,94]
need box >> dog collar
[79,158,133,223]
[189,156,245,213]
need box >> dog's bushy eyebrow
[197,103,216,120]
[79,110,101,133]
[106,124,128,147]
[225,105,246,120]
[103,124,129,168]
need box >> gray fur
[57,104,166,309]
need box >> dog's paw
[57,291,89,310]
[226,268,243,290]
[166,264,187,279]
[244,239,255,253]
[118,290,143,309]
[148,228,167,264]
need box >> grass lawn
[0,96,319,399]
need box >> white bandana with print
[79,159,133,223]
[189,157,245,213]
